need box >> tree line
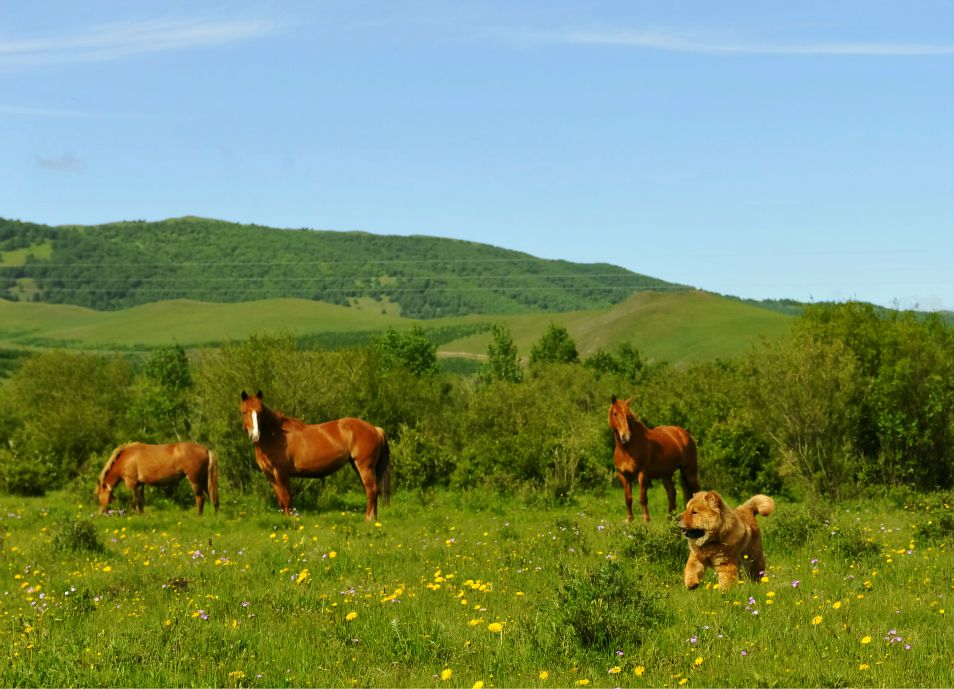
[0,302,951,504]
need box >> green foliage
[0,216,682,317]
[479,323,522,383]
[50,518,104,553]
[127,345,193,441]
[528,323,579,365]
[616,521,687,574]
[371,326,439,377]
[550,560,666,654]
[4,350,133,489]
[583,341,645,382]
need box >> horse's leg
[354,461,380,521]
[190,480,205,516]
[662,475,677,515]
[617,472,634,523]
[134,483,145,515]
[272,474,293,515]
[637,472,650,522]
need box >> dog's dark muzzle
[681,528,705,540]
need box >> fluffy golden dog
[677,491,775,589]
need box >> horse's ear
[256,390,263,399]
[611,394,617,404]
[241,390,248,401]
[625,397,633,405]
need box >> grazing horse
[97,442,219,515]
[608,395,700,523]
[239,390,392,519]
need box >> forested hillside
[0,216,685,317]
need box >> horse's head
[96,479,112,513]
[240,390,265,443]
[608,394,634,444]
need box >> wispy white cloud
[36,152,86,174]
[559,28,954,56]
[0,17,277,68]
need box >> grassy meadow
[0,290,791,367]
[1,484,951,688]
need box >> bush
[616,521,687,574]
[0,449,48,496]
[51,518,104,554]
[549,561,666,654]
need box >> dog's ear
[704,491,724,510]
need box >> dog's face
[678,491,726,546]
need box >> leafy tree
[583,342,645,382]
[371,327,439,377]
[128,345,193,441]
[2,351,133,492]
[480,323,522,383]
[529,323,579,365]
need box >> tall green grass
[1,486,950,687]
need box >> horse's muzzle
[619,432,631,444]
[247,428,260,443]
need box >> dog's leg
[715,562,740,589]
[684,552,706,589]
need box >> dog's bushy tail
[741,494,775,517]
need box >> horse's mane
[99,442,138,483]
[265,405,307,431]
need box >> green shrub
[51,518,104,554]
[617,521,687,574]
[548,561,666,654]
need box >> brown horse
[97,442,219,515]
[608,395,700,522]
[239,390,392,519]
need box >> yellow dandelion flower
[812,615,823,625]
[576,679,590,686]
[832,601,842,609]
[228,671,245,680]
[102,566,112,573]
[345,611,358,621]
[859,663,869,670]
[440,668,453,681]
[328,550,337,558]
[539,670,549,680]
[468,618,484,626]
[634,665,646,677]
[609,666,622,674]
[473,682,484,689]
[487,622,504,633]
[860,635,872,644]
[694,656,704,667]
[679,679,688,686]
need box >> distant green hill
[0,216,686,318]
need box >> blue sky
[2,1,952,310]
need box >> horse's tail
[680,433,701,497]
[375,427,392,505]
[741,494,775,518]
[207,450,220,512]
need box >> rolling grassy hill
[0,289,792,366]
